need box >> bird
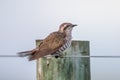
[17,22,77,61]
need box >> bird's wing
[29,32,65,60]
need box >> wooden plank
[36,40,90,80]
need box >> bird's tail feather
[17,51,32,57]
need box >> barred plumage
[52,37,72,57]
[59,41,71,52]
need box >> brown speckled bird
[17,22,77,61]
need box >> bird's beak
[72,24,77,27]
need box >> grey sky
[0,0,120,80]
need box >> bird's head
[58,22,77,35]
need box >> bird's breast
[55,37,72,54]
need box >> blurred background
[0,0,120,80]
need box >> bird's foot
[54,54,64,58]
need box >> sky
[0,0,120,80]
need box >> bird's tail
[17,51,32,57]
[17,49,38,61]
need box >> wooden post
[36,40,43,80]
[36,40,90,80]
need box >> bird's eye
[63,25,69,30]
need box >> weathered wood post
[36,40,90,80]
